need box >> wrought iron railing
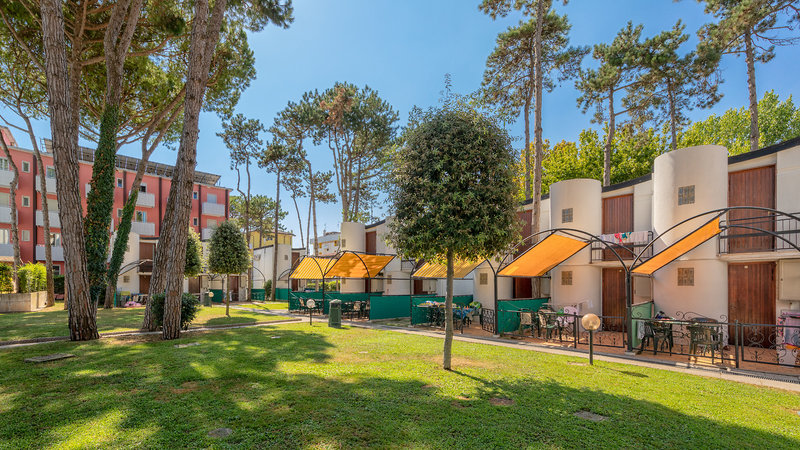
[481,309,495,334]
[719,213,800,254]
[591,231,654,262]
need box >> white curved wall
[651,145,728,319]
[551,265,601,314]
[339,222,366,293]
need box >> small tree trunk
[744,30,759,152]
[605,89,615,186]
[225,274,230,317]
[272,170,280,302]
[443,248,454,370]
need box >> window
[561,270,573,285]
[0,192,9,206]
[135,211,146,222]
[561,208,573,223]
[333,240,339,246]
[52,265,60,275]
[0,158,8,171]
[22,196,30,207]
[284,254,289,260]
[386,275,392,285]
[193,191,198,200]
[207,219,217,228]
[677,268,694,286]
[139,184,147,193]
[116,178,123,188]
[678,185,695,205]
[0,229,8,244]
[122,275,130,283]
[479,272,488,285]
[117,209,123,218]
[193,217,198,226]
[207,193,217,203]
[21,230,30,242]
[21,161,30,173]
[46,166,55,179]
[341,239,346,247]
[50,233,62,247]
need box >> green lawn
[0,304,284,342]
[240,301,289,311]
[0,323,798,448]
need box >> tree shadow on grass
[201,315,260,327]
[0,326,798,448]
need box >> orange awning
[412,259,483,279]
[632,218,721,275]
[289,257,336,280]
[324,252,395,278]
[498,234,588,277]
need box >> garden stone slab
[174,342,201,349]
[208,428,233,438]
[574,410,607,422]
[25,353,74,363]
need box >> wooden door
[139,275,150,295]
[366,231,377,254]
[728,166,775,253]
[602,194,634,260]
[513,278,532,299]
[413,279,424,295]
[602,268,627,331]
[728,262,776,347]
[188,276,200,294]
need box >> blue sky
[12,0,800,248]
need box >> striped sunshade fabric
[498,234,588,277]
[412,259,483,279]
[632,218,721,275]
[288,257,337,280]
[324,252,396,278]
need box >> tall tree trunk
[744,30,759,152]
[272,170,280,302]
[292,194,304,246]
[523,36,534,202]
[40,0,97,340]
[443,248,454,370]
[604,89,615,186]
[26,119,55,307]
[309,161,318,255]
[0,139,20,290]
[668,81,677,152]
[305,193,312,254]
[245,160,252,302]
[147,0,228,339]
[104,169,143,309]
[531,0,546,246]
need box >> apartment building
[0,128,231,294]
[311,231,342,256]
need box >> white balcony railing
[202,201,225,217]
[0,206,11,224]
[202,227,215,240]
[35,176,57,193]
[36,210,60,228]
[137,192,156,208]
[36,245,64,261]
[131,221,155,236]
[0,243,13,257]
[0,170,13,187]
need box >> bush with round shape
[150,293,201,331]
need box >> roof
[412,259,483,279]
[498,234,588,277]
[324,252,395,278]
[42,139,224,187]
[632,218,722,275]
[289,257,337,280]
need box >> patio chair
[688,324,723,363]
[537,311,563,342]
[518,310,536,336]
[639,320,673,355]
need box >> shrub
[0,263,13,293]
[150,293,201,330]
[53,275,65,295]
[264,279,272,300]
[17,263,47,293]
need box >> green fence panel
[369,295,411,320]
[323,292,372,314]
[210,289,224,304]
[497,298,550,334]
[410,295,473,325]
[289,290,333,310]
[275,288,289,301]
[251,289,266,301]
[629,301,654,349]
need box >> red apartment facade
[0,128,231,276]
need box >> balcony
[202,201,225,217]
[591,230,654,262]
[35,176,57,193]
[0,243,13,258]
[719,213,800,254]
[0,170,13,187]
[131,221,155,236]
[202,227,215,240]
[0,206,11,224]
[36,245,64,261]
[36,210,61,228]
[137,192,156,208]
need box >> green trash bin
[328,299,342,328]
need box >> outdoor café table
[687,318,724,361]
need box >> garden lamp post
[582,313,601,365]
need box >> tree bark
[40,0,97,340]
[272,170,280,302]
[224,274,230,317]
[27,119,55,307]
[531,0,546,248]
[744,30,759,152]
[147,0,228,339]
[309,161,318,255]
[668,81,677,152]
[443,248,454,370]
[0,138,20,290]
[605,89,615,186]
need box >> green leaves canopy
[388,107,519,262]
[208,221,249,276]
